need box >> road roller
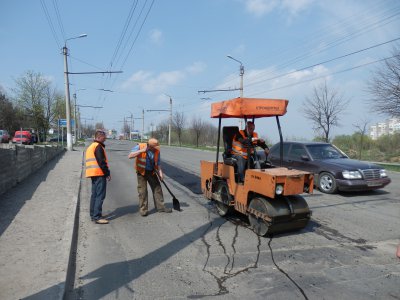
[200,97,313,236]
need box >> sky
[1,0,400,143]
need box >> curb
[63,151,84,299]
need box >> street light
[227,55,244,128]
[147,94,172,146]
[227,55,244,98]
[165,94,172,146]
[63,33,87,151]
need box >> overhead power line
[246,37,400,89]
[109,0,139,67]
[248,54,400,96]
[40,0,61,48]
[52,0,66,41]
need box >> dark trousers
[234,155,247,182]
[90,176,107,220]
[233,155,258,182]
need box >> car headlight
[275,184,283,195]
[342,170,362,179]
[380,169,387,178]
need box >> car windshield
[306,144,347,160]
[16,134,28,138]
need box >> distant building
[369,117,400,140]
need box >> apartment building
[369,117,400,140]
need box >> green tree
[12,70,50,141]
[0,90,19,133]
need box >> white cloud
[244,0,278,17]
[149,29,163,45]
[185,62,206,74]
[215,64,331,100]
[243,0,313,17]
[121,62,206,94]
[281,0,315,16]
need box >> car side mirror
[301,155,310,161]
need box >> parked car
[266,141,391,194]
[12,130,32,145]
[0,129,10,143]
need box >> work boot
[158,207,172,213]
[95,218,109,224]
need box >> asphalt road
[66,139,400,300]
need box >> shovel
[154,169,181,211]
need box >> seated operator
[231,121,269,182]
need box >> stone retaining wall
[0,144,64,195]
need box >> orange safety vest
[231,130,259,159]
[85,142,108,177]
[135,143,160,175]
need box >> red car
[12,131,32,145]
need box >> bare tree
[173,111,186,146]
[203,122,219,146]
[191,116,205,147]
[302,81,349,142]
[155,119,169,143]
[95,122,105,130]
[367,45,400,117]
[353,120,370,159]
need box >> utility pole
[147,94,173,146]
[130,112,133,140]
[169,96,172,146]
[142,109,145,142]
[73,93,77,143]
[198,55,245,129]
[63,45,73,151]
[227,55,244,128]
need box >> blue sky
[1,0,399,143]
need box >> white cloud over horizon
[120,62,206,94]
[243,0,314,18]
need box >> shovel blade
[173,197,181,211]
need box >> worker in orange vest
[232,121,269,182]
[128,138,172,216]
[85,130,111,224]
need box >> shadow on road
[23,218,226,300]
[162,161,202,194]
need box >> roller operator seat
[222,126,240,166]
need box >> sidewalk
[0,149,83,300]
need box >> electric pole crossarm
[77,105,103,108]
[198,88,241,94]
[67,71,123,75]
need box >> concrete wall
[0,144,64,196]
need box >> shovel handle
[154,169,176,198]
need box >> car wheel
[318,172,337,194]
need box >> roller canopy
[210,97,289,118]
